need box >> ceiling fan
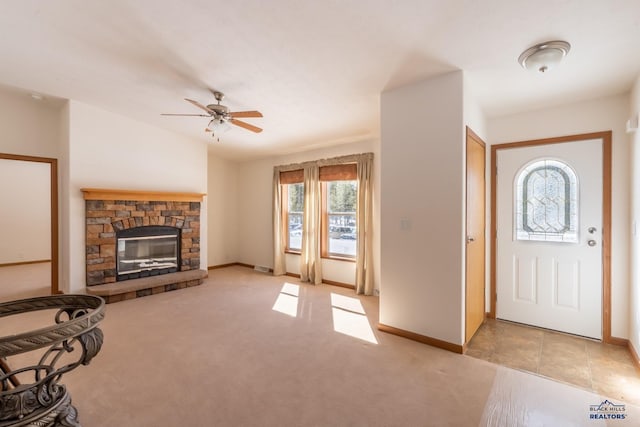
[162,90,263,137]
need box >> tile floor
[466,318,640,405]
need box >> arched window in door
[515,159,578,242]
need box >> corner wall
[207,153,240,267]
[487,93,631,339]
[380,71,465,345]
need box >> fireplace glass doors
[116,226,180,281]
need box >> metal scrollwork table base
[0,295,105,426]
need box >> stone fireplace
[82,188,207,303]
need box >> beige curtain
[272,168,286,276]
[355,155,374,295]
[274,153,373,288]
[300,164,322,284]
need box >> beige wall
[207,153,240,267]
[236,139,380,288]
[380,71,466,345]
[487,93,631,339]
[0,159,51,264]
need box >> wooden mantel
[81,188,206,202]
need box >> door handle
[588,240,597,247]
[466,236,475,243]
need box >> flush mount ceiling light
[518,40,571,73]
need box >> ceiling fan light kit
[518,40,571,73]
[208,117,231,134]
[162,90,263,140]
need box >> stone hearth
[81,188,206,303]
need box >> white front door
[496,138,603,339]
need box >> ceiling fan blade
[231,119,263,133]
[161,113,210,117]
[229,110,263,118]
[185,98,214,114]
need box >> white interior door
[496,139,602,339]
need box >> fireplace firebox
[116,226,180,281]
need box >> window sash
[321,181,356,260]
[283,184,302,253]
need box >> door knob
[588,227,597,234]
[466,236,475,243]
[588,240,597,247]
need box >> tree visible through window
[515,159,578,242]
[326,180,357,258]
[287,183,303,252]
[280,164,358,260]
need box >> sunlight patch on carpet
[331,293,377,344]
[272,283,300,317]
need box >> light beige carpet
[3,266,639,426]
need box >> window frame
[320,165,357,262]
[281,170,304,254]
[280,164,358,262]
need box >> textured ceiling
[1,0,639,160]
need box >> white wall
[0,85,61,274]
[488,93,631,339]
[0,159,51,263]
[62,101,208,293]
[463,77,488,141]
[236,139,380,288]
[0,85,62,158]
[380,71,466,345]
[629,76,640,355]
[207,153,240,266]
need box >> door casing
[0,153,58,295]
[489,131,613,342]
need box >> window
[320,164,357,260]
[323,180,357,258]
[286,183,303,252]
[515,159,578,242]
[280,168,304,253]
[280,163,358,260]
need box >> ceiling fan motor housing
[206,104,229,117]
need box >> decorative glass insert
[515,159,578,242]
